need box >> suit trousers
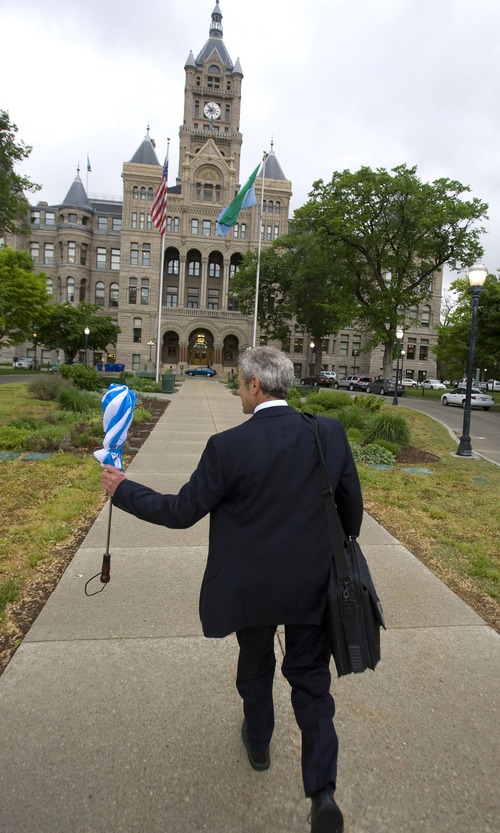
[236,623,338,796]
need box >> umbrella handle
[100,554,111,583]
[100,500,113,583]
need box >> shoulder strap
[302,412,351,582]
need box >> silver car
[441,386,494,411]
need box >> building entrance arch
[162,331,179,365]
[188,328,214,365]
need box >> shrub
[359,443,397,466]
[372,438,401,456]
[301,403,327,414]
[27,375,68,401]
[286,386,301,405]
[133,406,153,424]
[25,425,73,452]
[306,390,352,411]
[364,412,411,446]
[8,415,44,431]
[0,426,31,450]
[58,386,101,414]
[60,364,102,391]
[346,427,364,444]
[353,394,384,413]
[337,405,370,431]
[119,370,135,382]
[349,441,396,466]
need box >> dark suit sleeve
[112,435,226,528]
[320,418,364,538]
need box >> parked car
[184,366,217,377]
[300,374,332,387]
[486,379,500,392]
[401,378,418,388]
[420,379,447,390]
[366,377,405,396]
[13,358,35,369]
[320,370,337,381]
[334,374,372,391]
[441,386,494,411]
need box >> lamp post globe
[84,326,90,366]
[457,264,488,457]
[392,326,404,405]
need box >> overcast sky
[2,0,499,290]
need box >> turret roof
[61,169,93,211]
[129,134,161,166]
[258,145,288,181]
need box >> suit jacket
[113,406,363,637]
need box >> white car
[441,386,494,411]
[421,379,447,390]
[14,358,35,369]
[401,378,418,388]
[320,370,337,381]
[485,379,500,392]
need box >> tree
[436,272,500,381]
[35,302,121,362]
[0,110,40,235]
[0,247,50,347]
[233,228,356,372]
[295,165,488,377]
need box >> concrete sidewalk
[0,379,498,833]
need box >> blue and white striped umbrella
[94,384,137,471]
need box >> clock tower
[178,1,244,199]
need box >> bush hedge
[364,412,411,446]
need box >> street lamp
[147,339,155,363]
[32,332,38,370]
[84,326,90,366]
[392,326,404,405]
[352,349,359,376]
[400,349,406,383]
[457,263,489,457]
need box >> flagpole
[155,140,170,384]
[252,151,269,348]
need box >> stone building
[3,1,441,383]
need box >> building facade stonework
[3,1,441,383]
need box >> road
[397,393,500,466]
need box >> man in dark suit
[102,346,363,833]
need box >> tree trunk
[382,340,394,379]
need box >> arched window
[275,201,281,214]
[46,278,53,296]
[140,187,146,200]
[148,187,154,200]
[166,247,180,275]
[67,277,75,303]
[421,305,431,327]
[268,200,273,214]
[409,305,418,322]
[79,278,87,302]
[208,251,223,278]
[187,249,201,277]
[95,281,105,306]
[132,186,138,200]
[109,282,119,307]
[262,199,267,213]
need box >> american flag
[151,158,169,235]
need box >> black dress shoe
[241,720,270,771]
[310,787,344,833]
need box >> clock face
[204,101,221,120]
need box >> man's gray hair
[239,346,295,398]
